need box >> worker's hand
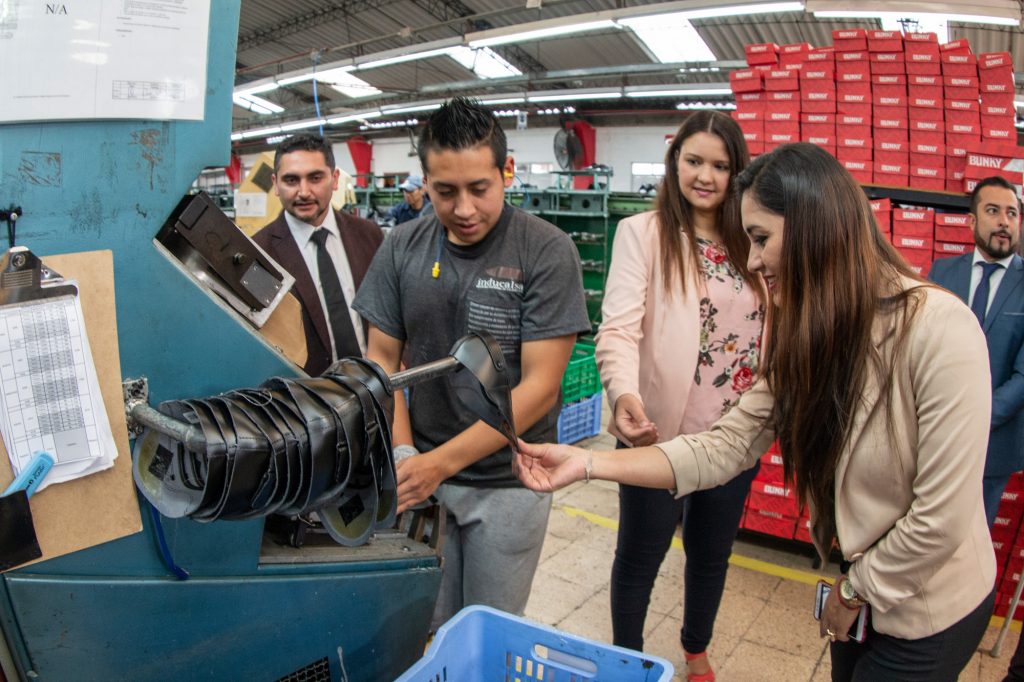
[819,581,861,643]
[515,439,590,493]
[395,451,447,514]
[613,394,659,447]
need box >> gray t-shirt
[353,204,590,486]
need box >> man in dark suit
[928,176,1024,526]
[253,133,383,375]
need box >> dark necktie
[971,261,1003,325]
[310,228,361,360]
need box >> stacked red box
[944,75,980,102]
[747,479,801,517]
[941,52,978,78]
[979,52,1015,131]
[793,513,813,545]
[742,506,798,539]
[832,29,867,52]
[994,474,1024,621]
[905,34,941,76]
[800,65,836,115]
[801,112,836,154]
[910,165,944,191]
[745,43,779,67]
[765,93,800,151]
[841,158,872,184]
[755,449,785,486]
[732,110,764,156]
[871,197,892,236]
[779,42,812,68]
[934,212,972,245]
[731,69,767,155]
[963,141,1024,189]
[910,140,945,169]
[871,51,905,76]
[933,241,970,257]
[893,208,935,272]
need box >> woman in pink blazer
[595,110,766,681]
[519,143,995,681]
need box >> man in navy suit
[929,176,1024,527]
[253,133,383,375]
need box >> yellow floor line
[558,503,1022,633]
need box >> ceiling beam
[237,0,398,53]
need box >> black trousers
[609,441,758,653]
[1004,614,1024,681]
[830,589,995,682]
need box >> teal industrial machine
[0,4,440,680]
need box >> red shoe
[684,651,716,682]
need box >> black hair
[274,133,335,172]
[970,176,1020,215]
[418,96,507,171]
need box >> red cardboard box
[894,234,933,250]
[730,69,764,93]
[875,147,908,166]
[838,113,869,126]
[838,137,872,161]
[904,33,940,56]
[875,166,908,187]
[841,158,872,183]
[732,110,763,125]
[868,30,903,52]
[837,101,872,118]
[982,103,1015,118]
[910,165,945,190]
[800,66,835,83]
[746,42,779,66]
[906,58,941,76]
[801,112,835,125]
[832,29,867,52]
[766,122,800,138]
[793,517,813,544]
[896,248,932,275]
[876,139,909,153]
[837,53,870,78]
[870,52,906,75]
[940,51,977,76]
[939,39,972,56]
[780,42,811,68]
[874,82,907,99]
[835,123,870,139]
[801,91,836,113]
[980,63,1014,85]
[735,91,767,112]
[963,142,1024,182]
[743,507,798,538]
[911,120,945,147]
[910,149,945,168]
[874,126,909,144]
[742,129,763,145]
[984,127,1016,142]
[748,479,800,516]
[765,68,799,91]
[982,81,1015,96]
[934,213,973,243]
[982,92,1016,109]
[979,52,1013,70]
[947,130,981,151]
[893,207,934,235]
[837,70,870,84]
[870,197,892,212]
[874,93,907,108]
[766,110,799,124]
[767,90,800,106]
[934,241,971,255]
[805,47,835,64]
[838,81,871,100]
[909,97,944,122]
[943,75,980,100]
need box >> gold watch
[838,575,868,609]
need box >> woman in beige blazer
[596,110,765,682]
[517,143,996,681]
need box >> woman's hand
[515,439,590,492]
[614,394,659,446]
[819,580,862,643]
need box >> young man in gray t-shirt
[353,97,589,630]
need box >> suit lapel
[949,253,973,304]
[985,255,1024,333]
[268,218,332,353]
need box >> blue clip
[4,451,54,499]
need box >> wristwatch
[837,574,868,609]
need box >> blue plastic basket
[557,392,602,444]
[396,605,673,682]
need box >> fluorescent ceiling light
[232,94,284,115]
[812,9,1018,26]
[626,88,731,98]
[280,119,327,132]
[479,96,527,105]
[235,82,278,96]
[448,46,522,79]
[317,67,382,98]
[470,19,619,48]
[326,111,383,125]
[383,103,442,115]
[619,13,717,63]
[239,125,283,139]
[356,47,455,70]
[676,101,737,110]
[528,91,622,102]
[1015,100,1024,109]
[681,2,804,19]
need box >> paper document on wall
[0,289,117,490]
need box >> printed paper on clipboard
[0,248,117,491]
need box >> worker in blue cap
[386,174,432,224]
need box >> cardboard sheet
[0,250,141,570]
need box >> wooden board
[0,250,142,570]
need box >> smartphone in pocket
[814,580,868,643]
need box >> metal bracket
[122,377,150,439]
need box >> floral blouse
[679,238,765,435]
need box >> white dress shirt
[969,249,1015,319]
[284,209,366,357]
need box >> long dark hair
[734,143,926,532]
[656,110,754,294]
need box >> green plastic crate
[561,342,601,404]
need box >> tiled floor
[523,428,1021,682]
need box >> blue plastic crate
[396,605,673,682]
[557,392,602,444]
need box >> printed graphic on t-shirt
[467,265,524,360]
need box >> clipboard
[0,249,141,570]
